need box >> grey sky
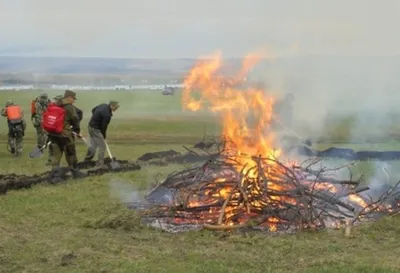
[0,0,399,58]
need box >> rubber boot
[84,148,95,162]
[95,160,108,170]
[70,163,86,179]
[70,169,86,179]
[49,167,65,184]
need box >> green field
[1,89,400,273]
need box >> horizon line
[1,54,400,60]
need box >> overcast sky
[0,0,399,58]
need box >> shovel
[29,141,51,159]
[72,132,90,147]
[105,141,121,170]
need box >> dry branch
[139,138,400,233]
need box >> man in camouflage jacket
[48,90,85,179]
[32,93,50,148]
[1,100,26,155]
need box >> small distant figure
[162,85,175,95]
[84,100,120,168]
[1,100,26,156]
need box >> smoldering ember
[128,53,400,234]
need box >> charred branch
[140,141,400,233]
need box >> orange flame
[348,194,368,208]
[182,52,281,173]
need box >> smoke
[109,179,147,204]
[366,161,400,189]
[248,55,400,143]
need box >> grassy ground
[1,90,400,273]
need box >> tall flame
[182,52,281,171]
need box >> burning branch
[140,145,400,233]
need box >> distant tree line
[0,73,185,86]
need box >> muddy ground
[3,141,400,195]
[0,158,141,195]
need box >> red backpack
[42,103,66,134]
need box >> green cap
[64,90,77,100]
[53,94,63,100]
[39,92,48,99]
[5,100,13,107]
[109,100,119,106]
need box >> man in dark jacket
[76,107,83,122]
[84,100,119,167]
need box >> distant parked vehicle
[162,85,176,95]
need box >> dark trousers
[49,134,77,169]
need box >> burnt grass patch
[137,139,400,166]
[0,157,141,195]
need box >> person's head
[63,90,77,104]
[5,100,13,107]
[109,100,119,112]
[53,94,62,101]
[39,92,48,101]
[53,94,63,104]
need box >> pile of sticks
[144,151,400,232]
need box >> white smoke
[109,179,146,204]
[362,161,395,200]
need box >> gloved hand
[72,131,83,139]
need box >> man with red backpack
[42,90,85,180]
[43,94,64,165]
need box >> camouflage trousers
[84,126,106,165]
[34,125,47,147]
[48,134,78,169]
[8,135,23,154]
[8,121,25,154]
[34,126,54,163]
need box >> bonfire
[135,52,400,233]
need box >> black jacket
[75,106,83,121]
[88,103,112,138]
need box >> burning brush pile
[134,52,400,233]
[141,148,400,233]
